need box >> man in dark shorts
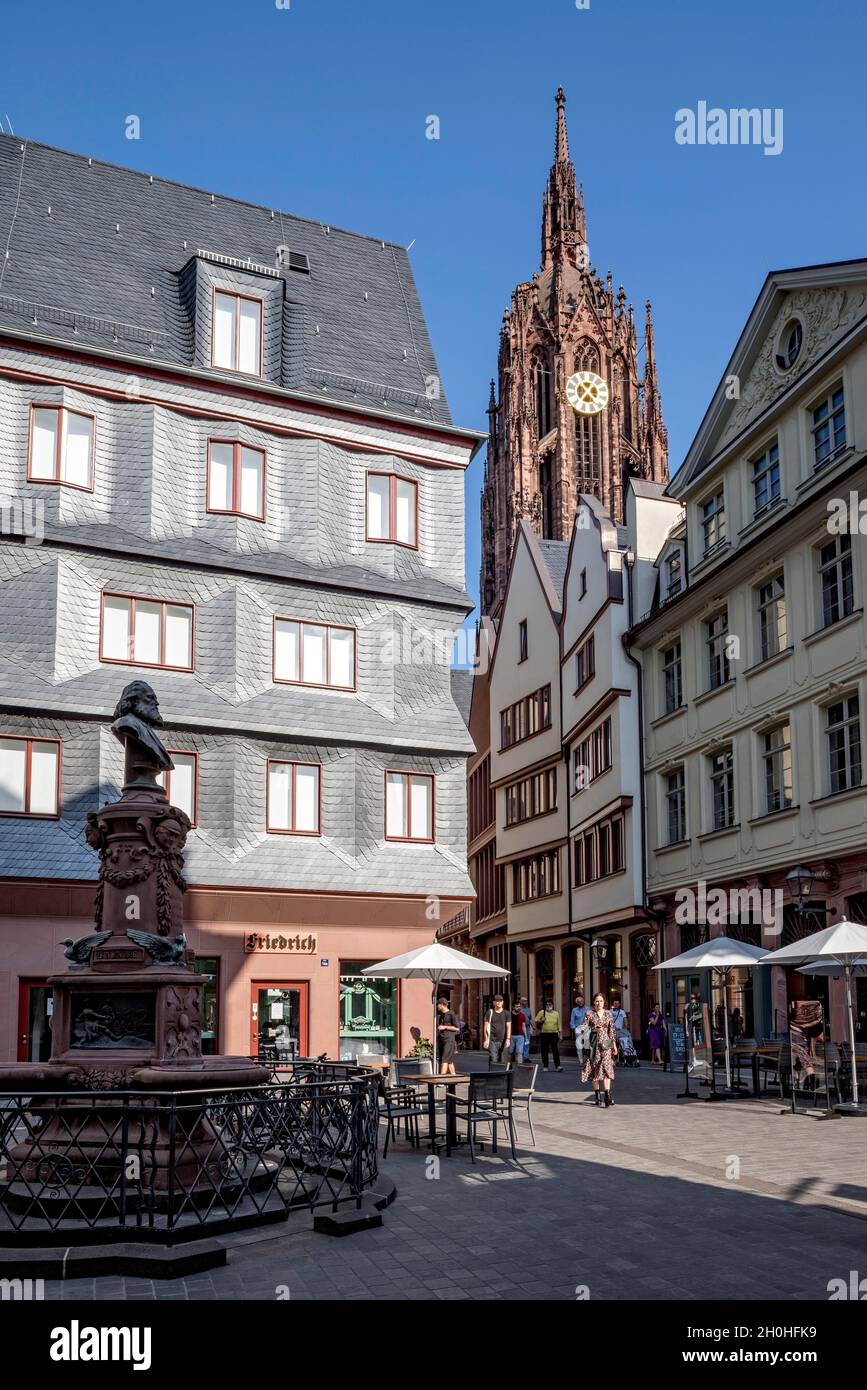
[436,997,459,1075]
[483,994,512,1065]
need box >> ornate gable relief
[718,284,867,449]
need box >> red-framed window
[0,735,61,818]
[366,472,418,548]
[273,618,356,690]
[385,770,434,842]
[573,813,625,886]
[266,760,321,835]
[499,685,552,751]
[100,592,195,671]
[207,439,265,520]
[504,766,558,827]
[512,848,560,904]
[27,405,94,490]
[211,289,263,376]
[157,751,198,825]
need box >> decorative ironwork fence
[0,1062,380,1244]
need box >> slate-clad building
[0,133,481,1064]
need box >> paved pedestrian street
[45,1060,867,1302]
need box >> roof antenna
[4,115,13,135]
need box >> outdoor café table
[731,1044,779,1097]
[401,1072,472,1155]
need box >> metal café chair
[451,1070,518,1163]
[380,1083,427,1158]
[510,1062,539,1147]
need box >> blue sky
[2,0,866,614]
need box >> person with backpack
[483,994,511,1065]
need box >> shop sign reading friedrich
[244,932,317,954]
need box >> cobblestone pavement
[45,1059,867,1301]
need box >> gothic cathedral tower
[480,89,669,614]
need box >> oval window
[775,318,803,371]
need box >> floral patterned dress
[581,1008,617,1084]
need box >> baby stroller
[613,1010,640,1067]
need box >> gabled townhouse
[487,525,570,1017]
[629,259,867,1044]
[561,490,679,1040]
[0,133,482,1064]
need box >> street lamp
[591,938,609,967]
[786,864,815,910]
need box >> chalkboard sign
[668,1023,687,1067]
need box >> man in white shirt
[570,994,590,1066]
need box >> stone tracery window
[533,354,554,438]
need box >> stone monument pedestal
[0,682,266,1221]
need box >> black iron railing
[0,1062,380,1244]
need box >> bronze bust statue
[111,681,174,791]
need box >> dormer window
[212,290,262,376]
[665,550,683,599]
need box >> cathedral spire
[554,85,569,163]
[541,87,584,270]
[644,300,658,384]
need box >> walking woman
[582,992,618,1106]
[647,1002,666,1064]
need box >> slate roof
[536,539,570,607]
[449,668,474,728]
[0,133,454,428]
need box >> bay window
[267,760,321,834]
[157,751,198,824]
[385,771,433,841]
[28,406,94,489]
[274,618,355,689]
[101,593,194,671]
[0,735,60,817]
[207,440,265,520]
[366,473,417,547]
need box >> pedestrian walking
[582,992,618,1106]
[570,993,590,1068]
[534,999,563,1071]
[647,1002,666,1063]
[435,997,459,1075]
[510,999,529,1062]
[519,996,535,1052]
[483,994,511,1065]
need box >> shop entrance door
[250,982,308,1062]
[18,979,54,1062]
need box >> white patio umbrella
[362,942,509,1068]
[654,936,767,1093]
[796,959,867,977]
[762,919,867,1109]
